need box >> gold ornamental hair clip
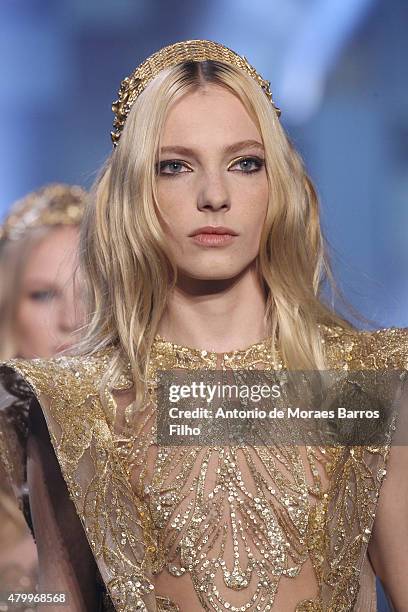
[111,39,281,147]
[0,183,87,243]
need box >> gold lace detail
[1,325,407,611]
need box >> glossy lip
[189,226,238,248]
[191,234,236,246]
[189,226,238,237]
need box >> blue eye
[230,157,264,173]
[158,160,191,175]
[29,290,55,302]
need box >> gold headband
[111,39,280,147]
[0,183,86,243]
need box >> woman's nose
[196,170,231,212]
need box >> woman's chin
[175,268,251,291]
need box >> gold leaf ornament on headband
[0,184,86,243]
[111,39,281,147]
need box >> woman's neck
[156,264,268,353]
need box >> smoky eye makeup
[155,155,265,177]
[156,160,193,176]
[227,156,265,173]
[26,288,57,302]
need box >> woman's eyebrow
[224,140,264,155]
[160,145,196,157]
[23,280,58,288]
[160,140,264,157]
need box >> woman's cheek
[18,299,52,335]
[13,302,41,357]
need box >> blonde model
[0,184,86,609]
[0,41,407,612]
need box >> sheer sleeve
[0,358,159,612]
[27,393,100,611]
[367,385,408,610]
[0,363,102,610]
[0,364,34,530]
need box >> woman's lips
[189,226,238,247]
[191,233,236,246]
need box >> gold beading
[1,325,407,610]
[111,39,281,147]
[0,183,86,243]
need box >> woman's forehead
[161,86,262,149]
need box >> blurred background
[0,0,407,329]
[0,2,405,610]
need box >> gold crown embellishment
[111,39,281,146]
[0,184,87,243]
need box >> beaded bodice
[1,325,408,611]
[122,335,317,611]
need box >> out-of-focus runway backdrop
[0,0,407,329]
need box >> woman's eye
[158,160,191,175]
[29,290,56,302]
[229,157,264,173]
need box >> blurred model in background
[0,184,86,609]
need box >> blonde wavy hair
[0,184,86,559]
[0,184,86,360]
[78,60,352,406]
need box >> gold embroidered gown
[0,324,407,611]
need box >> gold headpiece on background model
[0,184,86,243]
[111,39,281,146]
